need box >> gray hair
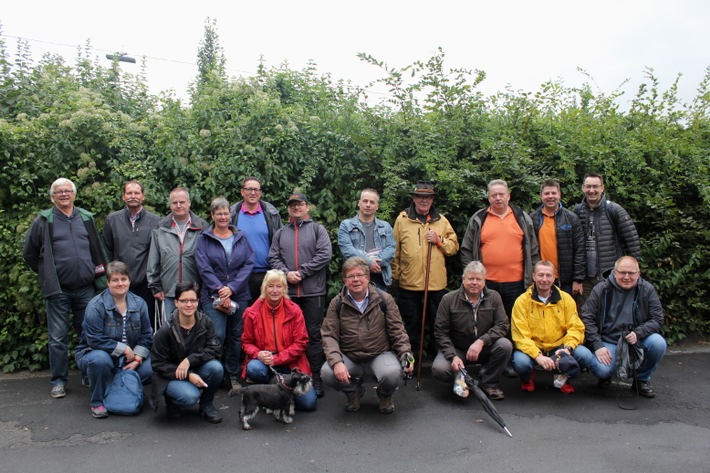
[49,178,76,198]
[463,261,487,278]
[210,196,230,213]
[487,179,509,194]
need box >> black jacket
[530,204,585,286]
[580,276,663,352]
[574,195,640,278]
[149,311,221,411]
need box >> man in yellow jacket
[392,181,459,363]
[511,260,584,394]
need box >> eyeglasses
[177,299,198,305]
[344,274,368,281]
[53,189,74,195]
[614,270,639,277]
[242,187,262,193]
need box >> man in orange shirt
[461,179,539,319]
[529,179,585,297]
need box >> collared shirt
[241,202,263,216]
[347,289,370,314]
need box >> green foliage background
[1,31,708,372]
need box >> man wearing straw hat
[391,181,459,366]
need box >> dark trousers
[247,272,266,304]
[131,281,155,329]
[397,288,446,362]
[485,280,526,319]
[292,295,325,377]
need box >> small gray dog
[229,369,312,430]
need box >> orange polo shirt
[538,209,559,278]
[480,208,524,282]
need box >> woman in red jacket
[241,269,317,410]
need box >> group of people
[22,173,666,422]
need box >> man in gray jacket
[23,178,108,399]
[230,177,283,302]
[103,180,160,324]
[146,187,208,323]
[269,193,332,396]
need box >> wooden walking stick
[416,242,433,391]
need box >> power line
[3,33,390,98]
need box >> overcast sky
[2,1,709,107]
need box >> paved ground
[1,345,709,473]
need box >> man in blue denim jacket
[337,189,396,290]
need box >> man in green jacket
[23,178,108,399]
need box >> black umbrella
[459,367,512,438]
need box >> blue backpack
[104,369,144,415]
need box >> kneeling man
[321,257,413,414]
[512,260,585,394]
[574,256,666,397]
[432,261,512,400]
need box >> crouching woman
[75,261,153,419]
[241,269,317,410]
[150,281,224,423]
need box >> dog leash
[268,366,292,391]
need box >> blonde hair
[260,269,289,300]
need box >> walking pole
[416,242,433,391]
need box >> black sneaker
[632,380,656,398]
[200,404,223,424]
[597,377,612,388]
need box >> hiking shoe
[597,377,612,388]
[345,384,365,412]
[378,394,395,414]
[632,380,656,398]
[559,383,575,394]
[90,405,108,419]
[199,404,223,424]
[483,386,505,400]
[50,385,66,398]
[520,370,536,392]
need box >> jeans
[396,288,446,361]
[512,346,568,382]
[203,300,248,380]
[246,360,318,411]
[292,296,325,376]
[320,351,402,397]
[431,338,512,389]
[573,333,667,382]
[164,359,223,409]
[77,350,152,407]
[45,284,96,386]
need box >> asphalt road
[1,346,709,473]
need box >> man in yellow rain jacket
[511,260,584,394]
[392,181,459,363]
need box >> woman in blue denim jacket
[337,189,396,290]
[76,261,153,418]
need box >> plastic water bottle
[553,374,568,389]
[213,297,238,315]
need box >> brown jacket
[322,284,411,367]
